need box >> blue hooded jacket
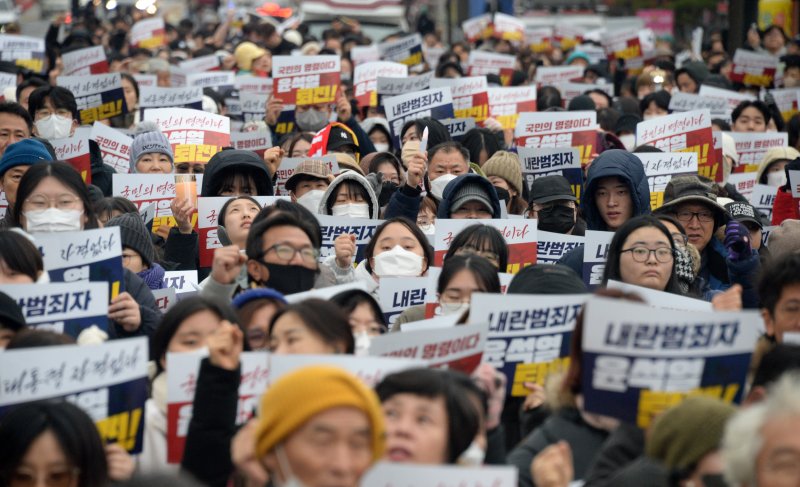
[437,173,503,219]
[581,150,651,230]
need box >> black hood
[201,149,273,197]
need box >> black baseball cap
[725,201,763,230]
[529,175,577,205]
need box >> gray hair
[722,372,800,486]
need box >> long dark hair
[601,215,681,294]
[0,401,109,487]
[268,298,355,353]
[13,162,99,230]
[444,224,509,272]
[363,217,433,274]
[437,254,500,295]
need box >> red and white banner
[730,49,779,87]
[534,65,584,85]
[62,46,108,76]
[51,135,92,184]
[353,61,407,108]
[467,51,516,86]
[515,111,597,166]
[273,55,340,105]
[729,131,788,173]
[91,122,132,174]
[433,219,537,274]
[431,76,490,123]
[487,86,537,130]
[143,108,230,166]
[130,17,166,49]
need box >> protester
[443,224,509,271]
[437,173,503,220]
[0,290,26,347]
[731,100,771,133]
[0,229,45,283]
[129,121,174,174]
[330,289,388,354]
[284,159,333,212]
[482,151,527,215]
[527,175,583,235]
[231,287,287,351]
[0,138,53,229]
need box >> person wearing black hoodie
[437,173,503,220]
[164,149,273,277]
[557,150,651,276]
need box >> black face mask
[379,181,399,207]
[537,205,575,234]
[494,186,510,204]
[253,262,317,295]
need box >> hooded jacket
[200,149,273,197]
[581,150,651,231]
[437,173,502,219]
[318,171,381,219]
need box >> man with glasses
[656,176,754,305]
[527,175,583,235]
[205,212,322,297]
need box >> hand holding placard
[211,245,247,285]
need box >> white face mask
[767,171,787,188]
[275,444,309,487]
[24,208,83,233]
[354,331,371,356]
[438,301,469,316]
[618,133,636,151]
[419,223,435,235]
[430,173,458,201]
[643,114,658,121]
[457,441,486,466]
[35,114,73,140]
[295,189,325,214]
[373,245,424,277]
[373,143,390,153]
[331,202,370,218]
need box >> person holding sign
[129,121,174,174]
[106,212,165,291]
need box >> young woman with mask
[331,289,387,355]
[181,298,354,486]
[318,171,380,219]
[376,368,481,464]
[0,229,46,283]
[146,296,240,475]
[393,254,501,327]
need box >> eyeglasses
[621,247,675,263]
[455,246,500,266]
[675,210,714,223]
[35,108,73,119]
[264,244,320,265]
[10,468,80,487]
[24,194,81,211]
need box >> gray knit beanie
[130,121,174,172]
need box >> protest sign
[361,462,517,487]
[440,118,476,141]
[271,104,297,137]
[179,54,220,73]
[790,170,800,197]
[376,72,434,96]
[400,314,460,332]
[750,184,777,222]
[152,287,177,312]
[130,17,166,49]
[91,122,133,174]
[139,86,203,114]
[197,196,287,267]
[472,292,588,396]
[533,65,584,85]
[269,355,424,387]
[433,219,537,274]
[0,337,149,453]
[515,111,597,166]
[517,147,582,201]
[0,190,6,219]
[383,87,454,146]
[350,45,380,66]
[316,215,382,263]
[431,76,490,122]
[273,155,338,196]
[368,322,488,374]
[285,281,374,304]
[234,76,273,95]
[240,92,267,123]
[187,71,236,91]
[606,280,713,311]
[603,28,646,70]
[57,73,127,125]
[377,276,429,326]
[132,74,157,88]
[0,35,46,74]
[50,135,92,184]
[0,72,14,101]
[698,85,756,114]
[492,13,525,42]
[730,49,779,87]
[62,46,108,76]
[462,14,493,43]
[537,231,585,264]
[487,86,537,130]
[378,34,425,71]
[467,51,516,85]
[637,152,699,209]
[353,61,407,108]
[36,227,124,301]
[582,230,613,290]
[556,82,612,105]
[112,173,202,231]
[144,108,230,167]
[636,109,718,181]
[727,172,759,200]
[668,92,729,116]
[525,27,553,53]
[581,297,762,427]
[166,350,270,463]
[163,270,199,294]
[272,55,340,105]
[767,88,800,121]
[729,131,788,173]
[230,130,272,159]
[554,24,584,50]
[1,282,109,337]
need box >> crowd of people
[1,5,800,487]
